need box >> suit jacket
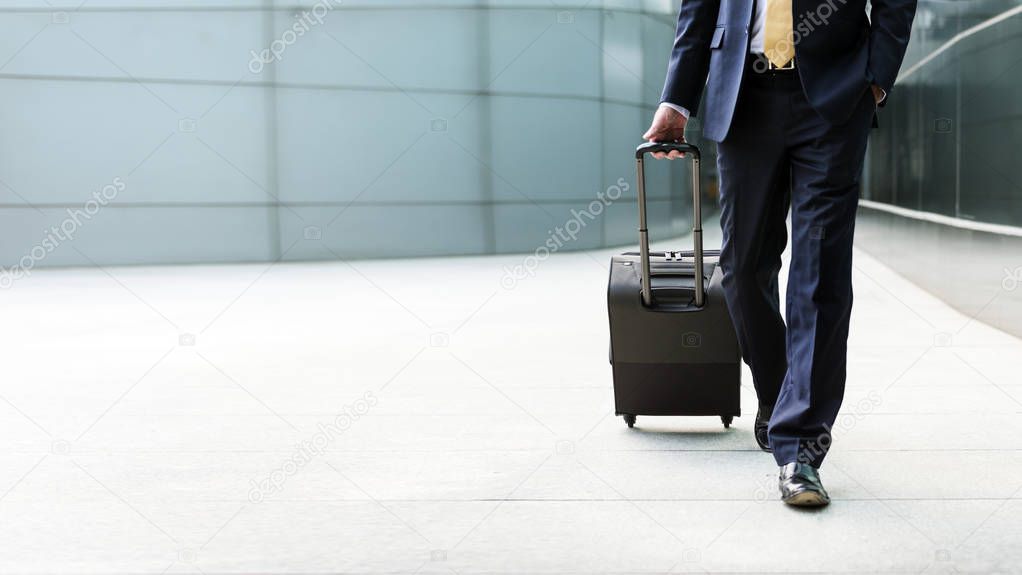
[662,0,917,142]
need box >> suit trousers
[715,66,874,468]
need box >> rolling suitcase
[607,142,741,429]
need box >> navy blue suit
[663,0,916,142]
[660,0,916,466]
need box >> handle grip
[635,141,704,308]
[635,141,701,160]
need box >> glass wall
[0,0,700,267]
[865,0,1022,227]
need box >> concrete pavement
[1,232,1020,573]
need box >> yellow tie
[764,0,795,68]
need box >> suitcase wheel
[623,414,636,428]
[721,416,733,429]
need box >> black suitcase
[608,142,741,429]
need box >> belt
[747,53,796,74]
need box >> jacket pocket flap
[711,26,725,49]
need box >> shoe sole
[783,490,830,507]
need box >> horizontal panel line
[2,448,1018,454]
[0,5,676,17]
[11,497,1006,503]
[0,73,657,109]
[0,198,676,209]
[859,199,1022,237]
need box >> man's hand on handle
[644,83,883,159]
[643,105,688,159]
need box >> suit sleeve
[866,0,918,96]
[660,0,722,117]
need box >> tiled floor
[1,231,1020,573]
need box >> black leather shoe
[779,462,830,507]
[755,407,772,453]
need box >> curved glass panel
[0,1,700,266]
[865,0,1022,227]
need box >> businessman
[644,0,916,506]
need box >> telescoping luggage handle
[635,141,704,308]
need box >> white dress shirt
[659,1,881,120]
[661,0,766,119]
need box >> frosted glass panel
[0,2,693,266]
